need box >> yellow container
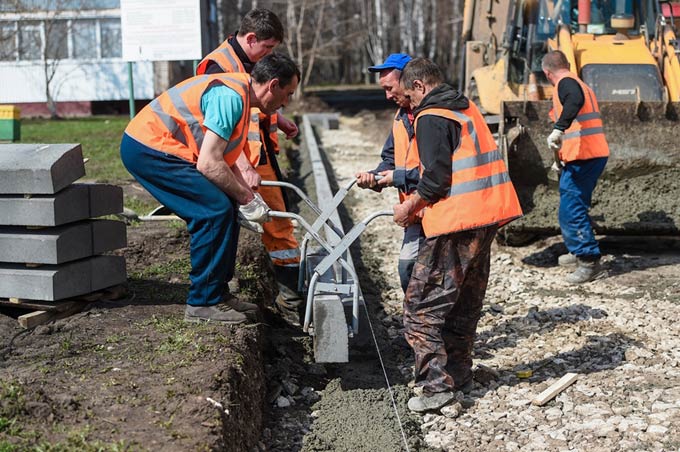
[0,105,21,141]
[0,105,20,120]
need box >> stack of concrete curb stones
[0,144,127,304]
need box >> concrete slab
[85,183,124,217]
[90,255,127,292]
[0,222,92,264]
[313,294,349,363]
[0,255,127,301]
[0,144,84,194]
[0,183,125,226]
[91,220,127,254]
[0,220,126,264]
[0,185,90,226]
[0,259,91,300]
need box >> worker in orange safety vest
[197,8,303,315]
[396,58,523,413]
[355,53,424,294]
[543,50,609,284]
[121,54,300,325]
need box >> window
[0,22,17,61]
[100,18,120,58]
[72,19,97,59]
[18,21,41,60]
[2,15,122,62]
[45,19,68,59]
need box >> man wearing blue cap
[355,53,424,293]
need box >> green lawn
[19,116,131,183]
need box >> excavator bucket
[501,100,680,235]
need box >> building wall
[0,59,154,103]
[0,4,155,116]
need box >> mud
[509,167,680,235]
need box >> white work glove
[237,213,264,233]
[547,129,564,151]
[239,193,270,224]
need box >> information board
[121,0,202,62]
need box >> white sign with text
[121,0,202,62]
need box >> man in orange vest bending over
[198,8,304,314]
[543,50,609,284]
[121,54,300,324]
[397,58,523,412]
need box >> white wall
[0,59,154,103]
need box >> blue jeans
[559,157,607,259]
[120,133,239,306]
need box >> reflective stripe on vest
[149,99,188,147]
[552,74,609,162]
[245,109,279,166]
[125,73,250,164]
[196,39,244,75]
[269,248,301,260]
[413,102,523,237]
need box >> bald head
[541,51,570,73]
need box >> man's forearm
[197,158,252,204]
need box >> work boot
[273,265,304,323]
[407,391,456,413]
[222,293,258,319]
[184,303,248,324]
[566,257,602,284]
[558,253,577,267]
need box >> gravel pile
[320,115,680,452]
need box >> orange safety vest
[246,109,280,166]
[552,73,610,163]
[413,103,523,237]
[196,38,245,75]
[197,39,279,167]
[125,73,251,166]
[392,109,418,204]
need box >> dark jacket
[555,78,585,131]
[413,83,468,203]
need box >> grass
[19,116,130,182]
[131,257,191,280]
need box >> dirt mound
[0,223,270,451]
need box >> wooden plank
[0,284,125,311]
[18,310,52,328]
[532,373,578,406]
[0,299,71,312]
[18,301,89,329]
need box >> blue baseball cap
[368,53,412,72]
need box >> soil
[2,102,679,452]
[0,219,273,451]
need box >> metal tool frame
[261,178,391,336]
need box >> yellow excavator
[461,0,680,236]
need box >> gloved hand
[237,212,264,233]
[239,193,270,224]
[547,129,564,151]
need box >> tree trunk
[302,0,327,87]
[428,0,437,59]
[414,0,424,54]
[373,0,384,64]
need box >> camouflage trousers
[403,225,498,395]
